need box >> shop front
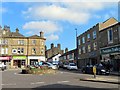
[12,56,27,68]
[0,56,11,68]
[100,45,120,71]
[28,56,45,65]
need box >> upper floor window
[88,44,91,52]
[87,34,90,41]
[41,41,44,45]
[82,46,85,53]
[79,48,81,54]
[32,48,36,54]
[18,40,24,45]
[107,29,113,43]
[69,54,73,59]
[32,40,36,45]
[78,39,81,45]
[93,30,96,39]
[82,37,85,44]
[93,42,97,50]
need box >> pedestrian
[93,65,96,78]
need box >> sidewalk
[80,75,120,84]
[110,71,120,76]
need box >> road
[1,69,119,90]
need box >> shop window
[93,30,96,39]
[21,60,25,66]
[88,44,91,52]
[93,42,97,50]
[108,28,113,44]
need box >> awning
[0,57,11,60]
[13,56,26,60]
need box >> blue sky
[0,1,119,51]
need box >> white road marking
[31,82,45,85]
[57,81,70,83]
[1,83,16,86]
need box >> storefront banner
[101,45,120,54]
[28,56,45,61]
[0,57,11,60]
[13,56,26,60]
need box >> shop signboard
[101,45,120,55]
[13,56,26,60]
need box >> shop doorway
[30,59,38,65]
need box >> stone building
[77,17,118,68]
[99,22,120,71]
[0,26,46,68]
[45,43,64,60]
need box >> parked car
[81,64,110,75]
[0,62,7,71]
[67,63,78,70]
[45,62,58,70]
[63,63,69,69]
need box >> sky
[0,0,119,51]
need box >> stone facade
[45,43,64,60]
[0,26,46,68]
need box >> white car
[0,62,7,71]
[46,62,58,70]
[67,63,78,70]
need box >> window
[41,41,44,45]
[5,48,8,54]
[21,60,25,66]
[64,56,66,60]
[18,48,21,54]
[18,40,24,45]
[69,54,73,59]
[87,34,90,41]
[79,48,81,54]
[108,29,113,43]
[88,44,91,52]
[82,46,85,53]
[1,48,4,54]
[21,48,24,54]
[78,39,81,45]
[93,42,97,50]
[12,48,17,54]
[41,48,44,54]
[32,48,36,54]
[82,37,85,43]
[93,30,96,39]
[32,40,36,45]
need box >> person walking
[93,65,96,78]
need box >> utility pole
[75,28,78,66]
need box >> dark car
[81,64,110,75]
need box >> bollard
[93,65,96,78]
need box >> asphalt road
[1,68,119,90]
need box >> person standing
[93,65,96,78]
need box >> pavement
[79,74,119,84]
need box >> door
[18,60,21,68]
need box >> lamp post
[75,28,78,66]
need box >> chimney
[40,31,44,38]
[16,28,19,33]
[51,43,54,49]
[65,48,68,53]
[57,44,61,49]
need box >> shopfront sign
[101,45,120,54]
[0,57,11,60]
[13,56,26,60]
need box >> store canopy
[0,57,11,60]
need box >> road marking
[57,81,70,83]
[1,83,16,86]
[31,82,45,85]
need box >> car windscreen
[70,64,76,66]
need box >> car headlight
[101,69,105,72]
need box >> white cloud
[23,20,62,34]
[46,34,59,41]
